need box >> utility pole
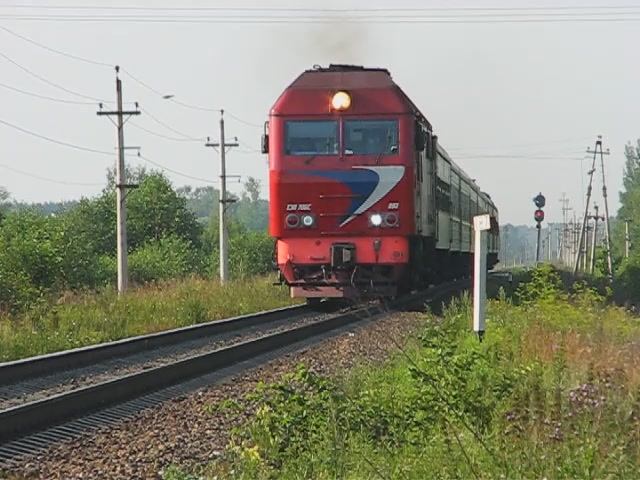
[559,194,570,266]
[589,204,603,274]
[625,219,632,258]
[574,141,598,275]
[575,136,612,279]
[97,66,140,294]
[591,136,613,279]
[205,110,239,284]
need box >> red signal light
[534,209,545,223]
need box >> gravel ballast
[5,311,425,479]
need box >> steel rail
[0,304,310,385]
[0,280,464,446]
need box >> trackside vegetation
[0,169,292,361]
[0,276,295,362]
[166,265,640,479]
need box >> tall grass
[179,267,640,479]
[0,276,297,362]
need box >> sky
[0,0,639,225]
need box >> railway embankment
[164,265,640,479]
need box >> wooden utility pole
[205,110,239,284]
[625,219,632,258]
[97,66,140,294]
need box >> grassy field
[0,276,297,362]
[169,266,640,479]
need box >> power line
[3,4,640,12]
[129,122,202,142]
[1,15,640,24]
[226,111,263,129]
[455,153,585,160]
[447,136,594,151]
[0,117,113,155]
[1,27,264,129]
[136,154,218,184]
[0,50,106,101]
[0,80,96,104]
[0,162,102,186]
[0,25,112,67]
[141,108,205,141]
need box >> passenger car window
[344,120,398,155]
[285,121,338,155]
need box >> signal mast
[533,193,546,264]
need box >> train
[263,64,499,302]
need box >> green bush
[129,235,203,284]
[205,273,640,479]
[615,256,640,305]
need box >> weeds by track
[0,279,468,467]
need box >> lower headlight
[301,214,315,227]
[370,213,383,226]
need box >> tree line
[0,168,273,314]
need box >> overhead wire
[1,14,640,24]
[0,163,103,186]
[0,80,96,105]
[140,108,206,141]
[129,122,202,142]
[0,26,265,129]
[3,4,640,12]
[0,117,113,155]
[0,117,220,185]
[0,24,112,67]
[135,153,217,184]
[0,50,107,101]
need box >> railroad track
[0,279,468,468]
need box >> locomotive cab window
[285,120,338,155]
[344,120,398,155]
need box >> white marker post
[473,214,491,342]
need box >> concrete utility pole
[559,194,570,266]
[575,136,612,279]
[205,110,239,284]
[574,142,598,275]
[97,66,140,294]
[597,145,613,279]
[625,219,632,258]
[589,205,603,274]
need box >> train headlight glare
[301,214,315,227]
[331,91,351,110]
[370,213,383,226]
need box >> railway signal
[533,193,546,263]
[533,193,546,209]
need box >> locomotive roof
[284,65,497,213]
[289,64,433,131]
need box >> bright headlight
[370,213,383,226]
[331,91,351,110]
[301,214,315,227]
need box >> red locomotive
[263,65,499,301]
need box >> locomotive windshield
[285,120,338,155]
[344,120,398,155]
